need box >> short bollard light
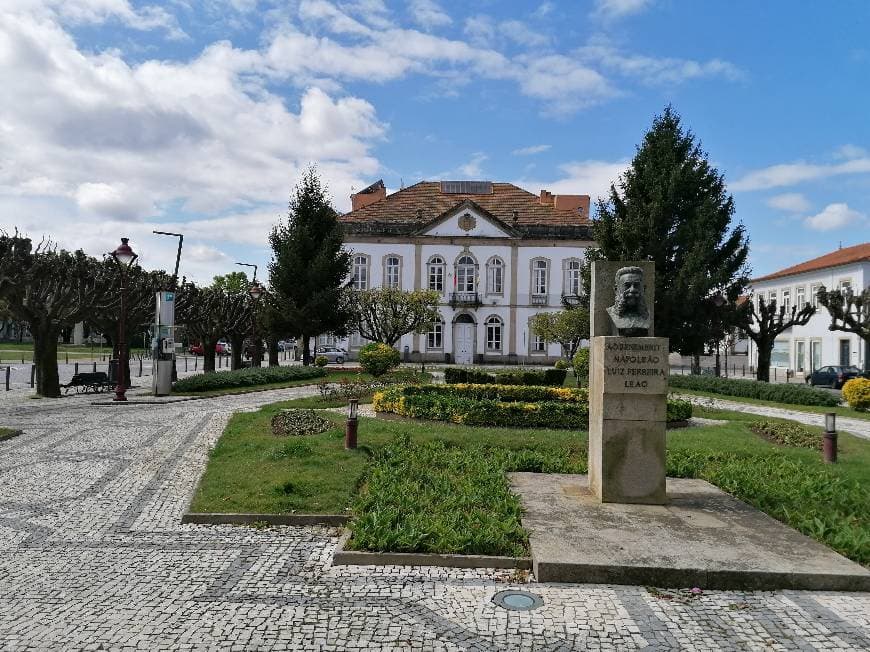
[823,412,837,463]
[345,399,359,450]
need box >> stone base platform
[510,472,870,591]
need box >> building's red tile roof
[752,242,870,283]
[339,181,591,227]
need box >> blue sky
[1,0,868,283]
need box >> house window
[782,289,791,313]
[426,320,443,349]
[532,332,546,353]
[767,290,777,309]
[428,256,445,292]
[532,259,549,296]
[563,259,582,296]
[486,316,503,351]
[796,286,806,310]
[385,255,401,288]
[349,332,366,348]
[352,255,369,290]
[456,255,476,293]
[486,257,504,295]
[840,279,853,294]
[811,284,821,308]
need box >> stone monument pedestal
[589,336,668,504]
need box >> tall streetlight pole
[235,262,258,283]
[248,282,264,367]
[153,231,184,288]
[111,238,138,402]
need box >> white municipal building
[333,180,594,364]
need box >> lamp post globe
[248,283,264,301]
[111,238,137,402]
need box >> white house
[331,180,594,364]
[747,242,870,373]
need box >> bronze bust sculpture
[606,266,650,336]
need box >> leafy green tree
[349,288,442,347]
[0,234,115,396]
[741,297,815,382]
[818,286,870,372]
[212,271,249,294]
[175,283,248,373]
[530,308,590,362]
[269,167,353,365]
[587,106,750,359]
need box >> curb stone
[181,512,350,527]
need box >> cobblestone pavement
[1,388,869,650]
[678,394,870,441]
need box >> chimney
[539,189,554,206]
[351,179,386,211]
[553,194,591,216]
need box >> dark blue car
[806,365,861,389]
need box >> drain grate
[492,590,544,611]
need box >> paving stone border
[181,512,350,527]
[332,530,533,570]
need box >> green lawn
[0,343,148,362]
[191,397,870,563]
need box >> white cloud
[498,20,551,48]
[532,2,555,19]
[407,0,451,29]
[464,16,549,48]
[25,0,187,39]
[803,203,866,231]
[75,182,154,220]
[458,153,488,178]
[834,144,867,160]
[732,157,870,191]
[765,193,811,213]
[592,0,653,20]
[512,144,551,156]
[516,159,631,203]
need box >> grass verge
[0,428,20,441]
[192,398,870,563]
[675,387,870,422]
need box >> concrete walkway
[677,394,870,441]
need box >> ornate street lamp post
[248,282,264,367]
[111,238,138,401]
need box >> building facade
[334,180,594,364]
[747,243,870,373]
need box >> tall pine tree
[269,167,353,365]
[589,106,750,359]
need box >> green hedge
[444,367,567,386]
[173,365,327,392]
[374,384,690,430]
[668,374,839,407]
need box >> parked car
[806,365,862,389]
[189,342,230,356]
[316,345,346,364]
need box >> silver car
[316,346,346,364]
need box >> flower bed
[444,367,567,386]
[668,374,839,407]
[374,384,691,429]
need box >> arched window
[485,315,503,351]
[563,259,582,297]
[456,255,477,293]
[486,257,504,295]
[352,255,369,290]
[531,259,549,297]
[426,319,443,349]
[384,255,401,288]
[428,256,445,292]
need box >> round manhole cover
[492,590,544,611]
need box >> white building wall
[747,261,869,372]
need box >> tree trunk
[230,334,244,370]
[33,326,61,397]
[267,334,279,367]
[691,353,701,375]
[302,334,311,366]
[756,344,772,382]
[203,337,218,373]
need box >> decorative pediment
[414,200,520,238]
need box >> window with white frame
[426,320,443,349]
[428,256,445,292]
[756,293,764,312]
[768,290,777,309]
[532,259,549,296]
[840,278,853,294]
[563,259,582,296]
[811,284,821,307]
[486,316,503,351]
[456,255,476,292]
[796,286,806,310]
[349,332,366,348]
[384,255,401,288]
[486,257,504,295]
[352,255,369,290]
[782,289,791,312]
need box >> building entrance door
[454,323,475,365]
[840,339,851,366]
[810,341,822,372]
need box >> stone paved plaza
[1,388,869,650]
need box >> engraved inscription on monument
[600,338,668,394]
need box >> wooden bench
[61,372,114,394]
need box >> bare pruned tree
[741,297,815,382]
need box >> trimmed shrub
[572,348,589,386]
[314,355,329,367]
[554,359,568,370]
[843,377,870,411]
[374,384,689,430]
[358,342,400,377]
[668,374,839,407]
[270,409,334,437]
[173,365,326,392]
[444,367,567,386]
[748,420,820,449]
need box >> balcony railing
[449,292,482,308]
[530,294,549,306]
